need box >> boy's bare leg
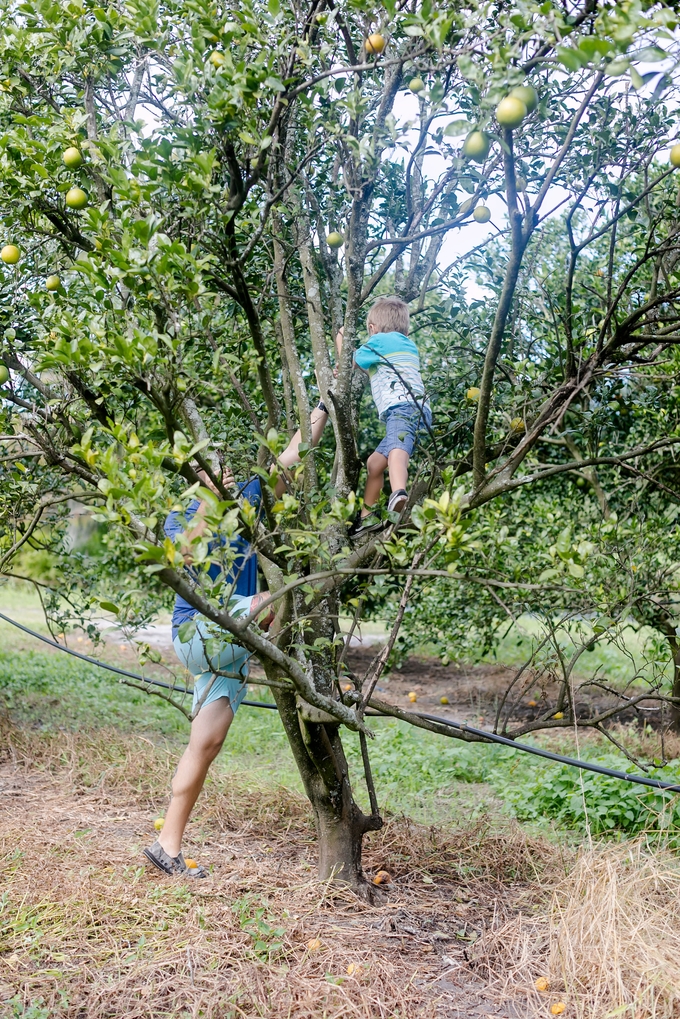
[363,450,388,514]
[274,406,329,497]
[387,448,409,494]
[157,697,234,858]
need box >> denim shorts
[376,401,432,458]
[172,604,251,715]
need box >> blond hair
[366,296,409,336]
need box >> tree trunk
[649,613,680,731]
[270,684,382,892]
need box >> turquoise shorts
[172,600,252,715]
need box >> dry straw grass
[475,839,680,1018]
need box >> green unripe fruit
[496,95,528,129]
[408,77,425,93]
[65,187,88,210]
[326,231,344,248]
[4,328,16,341]
[509,85,538,114]
[473,205,491,223]
[462,130,491,163]
[208,50,225,67]
[0,364,8,385]
[670,144,680,168]
[1,244,20,264]
[62,147,83,169]
[515,175,527,192]
[46,275,60,291]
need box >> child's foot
[387,489,408,514]
[349,510,383,537]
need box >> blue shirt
[354,331,426,420]
[164,478,261,639]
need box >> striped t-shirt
[354,331,426,420]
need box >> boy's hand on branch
[249,592,276,631]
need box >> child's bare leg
[274,406,329,496]
[363,451,388,514]
[387,449,409,494]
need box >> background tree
[2,0,680,892]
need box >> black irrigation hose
[2,610,680,794]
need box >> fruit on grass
[671,144,680,168]
[208,50,225,67]
[409,77,425,93]
[62,146,83,169]
[373,870,391,884]
[307,938,322,951]
[365,33,385,54]
[466,386,480,401]
[0,365,8,385]
[153,817,165,831]
[496,95,528,129]
[1,244,20,264]
[326,231,344,248]
[553,711,564,719]
[473,204,491,223]
[408,691,417,702]
[65,187,88,209]
[510,417,525,431]
[528,699,537,707]
[535,977,549,992]
[440,696,449,705]
[550,1005,566,1016]
[184,858,198,869]
[462,130,491,162]
[46,275,60,291]
[509,84,539,113]
[346,962,360,975]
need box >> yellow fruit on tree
[462,130,490,163]
[208,50,225,67]
[473,205,491,223]
[46,275,60,291]
[0,365,9,385]
[62,146,83,169]
[365,33,385,54]
[326,231,344,248]
[509,84,539,113]
[670,144,680,168]
[65,187,88,210]
[515,175,527,192]
[510,417,525,432]
[1,244,20,264]
[409,77,425,93]
[496,95,528,129]
[466,386,481,401]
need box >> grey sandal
[143,840,207,878]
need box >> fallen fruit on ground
[509,84,539,113]
[208,50,225,67]
[153,817,164,831]
[46,275,60,291]
[554,712,564,719]
[373,870,391,884]
[496,95,528,129]
[346,962,360,975]
[535,976,549,991]
[408,77,425,93]
[326,231,343,248]
[184,858,197,868]
[307,938,322,951]
[408,691,417,702]
[550,1004,566,1016]
[473,204,491,223]
[365,33,385,54]
[671,144,680,168]
[1,244,20,264]
[528,699,537,707]
[65,187,88,209]
[62,146,83,169]
[462,130,491,162]
[467,386,481,401]
[0,365,8,385]
[440,696,449,705]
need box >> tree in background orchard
[1,0,680,891]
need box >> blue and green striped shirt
[354,331,426,420]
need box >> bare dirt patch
[0,724,556,1019]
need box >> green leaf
[444,120,469,137]
[99,600,119,613]
[556,47,583,71]
[177,620,197,644]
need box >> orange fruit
[365,33,385,54]
[346,962,360,975]
[307,937,322,951]
[550,1005,566,1016]
[535,976,549,991]
[528,699,537,707]
[184,858,198,869]
[373,870,391,885]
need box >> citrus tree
[2,0,680,891]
